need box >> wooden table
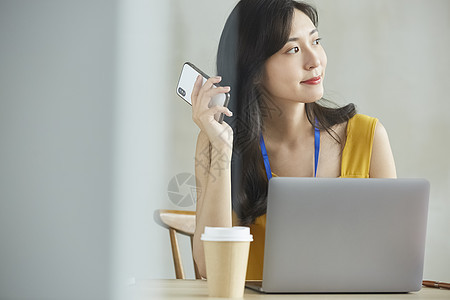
[128,279,450,299]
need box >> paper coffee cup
[201,226,253,298]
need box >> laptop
[246,177,430,293]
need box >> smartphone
[176,62,230,123]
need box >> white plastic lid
[201,226,253,242]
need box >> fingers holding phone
[192,75,231,120]
[177,62,231,118]
[191,75,233,148]
[192,75,224,107]
[176,62,233,148]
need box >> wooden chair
[154,209,201,279]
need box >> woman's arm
[369,122,397,178]
[193,131,232,278]
[190,75,233,278]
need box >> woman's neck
[262,100,314,146]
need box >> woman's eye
[313,37,322,45]
[287,46,300,54]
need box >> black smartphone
[176,62,230,123]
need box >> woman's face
[263,9,327,104]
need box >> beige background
[0,0,448,299]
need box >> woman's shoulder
[348,113,378,127]
[341,114,380,177]
[346,113,378,137]
[345,114,396,178]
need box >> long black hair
[217,0,356,226]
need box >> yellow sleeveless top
[232,114,378,280]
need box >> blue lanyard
[260,119,320,180]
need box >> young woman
[191,0,396,280]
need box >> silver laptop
[246,177,430,293]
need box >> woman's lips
[301,76,322,85]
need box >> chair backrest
[154,209,201,279]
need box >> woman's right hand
[191,75,233,150]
